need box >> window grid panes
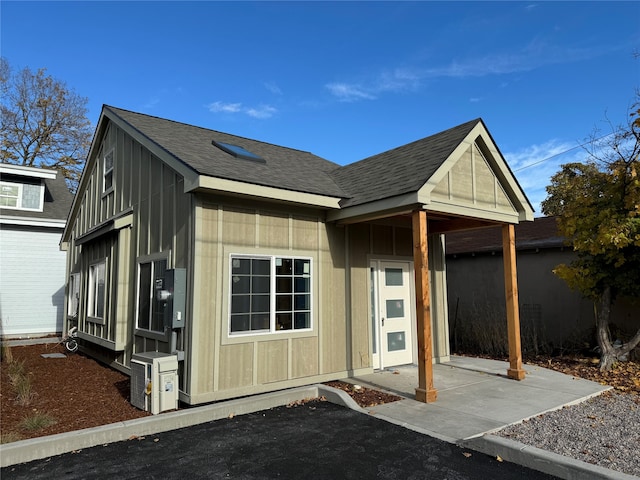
[104,150,114,191]
[0,181,43,211]
[137,258,168,332]
[68,273,80,317]
[89,261,106,319]
[230,255,312,335]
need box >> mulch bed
[1,343,150,442]
[2,343,637,444]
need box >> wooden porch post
[412,210,438,402]
[502,224,526,380]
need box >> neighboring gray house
[445,216,638,354]
[0,163,74,337]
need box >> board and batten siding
[66,120,192,369]
[187,199,349,404]
[430,142,515,217]
[0,226,66,336]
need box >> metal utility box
[130,352,179,414]
[162,268,186,329]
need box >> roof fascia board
[421,126,482,191]
[107,110,199,188]
[187,175,342,209]
[327,191,420,223]
[477,133,534,218]
[0,164,57,179]
[62,111,110,243]
[424,201,521,224]
[0,215,66,228]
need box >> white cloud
[246,105,277,119]
[325,82,376,102]
[264,82,282,95]
[325,69,422,102]
[504,139,584,215]
[207,101,277,119]
[208,101,243,114]
[325,36,625,103]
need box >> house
[0,163,73,337]
[61,105,534,406]
[445,215,639,354]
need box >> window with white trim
[68,273,80,318]
[229,255,312,334]
[136,258,167,332]
[103,149,114,192]
[88,261,106,320]
[0,180,44,211]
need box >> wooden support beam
[412,210,438,402]
[502,224,526,380]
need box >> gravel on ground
[496,390,640,477]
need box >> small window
[229,255,312,335]
[68,273,80,318]
[0,180,44,211]
[103,149,114,191]
[136,258,168,332]
[88,261,106,320]
[212,140,265,163]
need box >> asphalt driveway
[1,400,555,479]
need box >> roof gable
[418,122,533,222]
[330,119,480,208]
[328,119,533,223]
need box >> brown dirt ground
[1,343,638,444]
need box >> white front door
[371,260,414,369]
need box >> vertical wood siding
[66,120,192,371]
[188,200,349,403]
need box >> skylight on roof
[212,140,265,163]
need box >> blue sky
[2,1,639,215]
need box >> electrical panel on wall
[162,268,186,329]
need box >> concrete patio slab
[349,356,611,441]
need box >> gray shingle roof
[0,167,73,221]
[104,107,490,209]
[106,106,349,199]
[445,216,565,255]
[329,119,482,207]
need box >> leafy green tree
[0,58,92,191]
[542,95,640,371]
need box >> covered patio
[330,119,535,402]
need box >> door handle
[381,317,385,326]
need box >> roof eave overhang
[0,164,57,179]
[0,215,66,228]
[327,195,526,225]
[186,175,343,210]
[327,192,421,224]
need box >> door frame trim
[369,256,417,370]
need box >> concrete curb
[0,384,354,468]
[461,434,639,480]
[3,384,636,480]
